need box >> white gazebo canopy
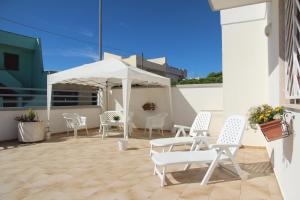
[47,58,172,139]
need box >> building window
[285,0,300,104]
[4,53,19,70]
[52,91,79,106]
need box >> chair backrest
[147,113,168,128]
[73,113,86,125]
[62,113,79,128]
[216,115,246,156]
[100,111,123,123]
[189,112,212,137]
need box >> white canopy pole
[47,83,52,125]
[168,85,174,131]
[122,79,132,139]
[105,81,109,111]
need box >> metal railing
[0,86,98,108]
[285,0,300,99]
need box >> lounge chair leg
[184,164,191,171]
[168,145,174,152]
[225,149,246,180]
[161,167,166,187]
[153,164,157,175]
[201,152,222,185]
[74,128,78,138]
[150,144,153,156]
[85,126,89,136]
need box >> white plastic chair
[62,113,89,137]
[151,115,246,187]
[144,113,168,139]
[100,110,133,139]
[150,112,211,155]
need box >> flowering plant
[248,104,284,129]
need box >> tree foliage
[174,72,222,85]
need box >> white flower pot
[17,122,45,142]
[118,139,128,151]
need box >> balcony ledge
[208,0,269,11]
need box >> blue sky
[0,0,222,77]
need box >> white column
[47,83,52,123]
[122,79,132,139]
[46,82,52,139]
[168,86,174,131]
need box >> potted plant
[248,104,285,141]
[113,115,121,122]
[143,102,156,111]
[15,109,45,142]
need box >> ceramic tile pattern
[0,129,283,200]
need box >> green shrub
[177,71,222,85]
[15,109,39,122]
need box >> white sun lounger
[150,112,211,155]
[151,115,246,187]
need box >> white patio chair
[62,113,89,137]
[151,115,246,187]
[150,112,211,155]
[100,110,133,139]
[144,113,168,139]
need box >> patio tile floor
[0,129,283,200]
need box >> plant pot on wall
[259,119,283,142]
[143,102,156,111]
[15,109,45,143]
[17,121,45,142]
[248,104,286,142]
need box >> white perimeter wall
[1,82,268,146]
[0,106,101,141]
[109,84,224,136]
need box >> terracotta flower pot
[259,119,283,142]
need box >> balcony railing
[0,86,98,108]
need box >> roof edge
[208,0,269,11]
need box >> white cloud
[59,47,99,61]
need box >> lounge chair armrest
[193,130,209,136]
[209,144,240,149]
[174,124,191,130]
[192,135,217,143]
[174,125,190,137]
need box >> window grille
[285,0,300,101]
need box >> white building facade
[103,52,187,81]
[209,0,300,199]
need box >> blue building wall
[0,30,48,107]
[0,30,47,89]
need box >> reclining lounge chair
[151,115,246,187]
